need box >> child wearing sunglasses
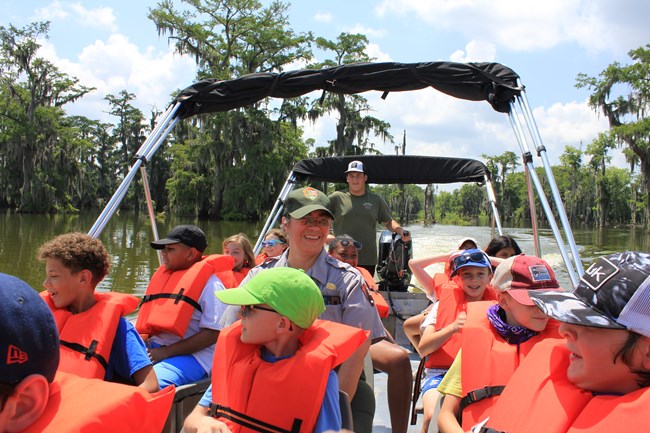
[437,255,563,433]
[183,267,369,433]
[473,252,650,433]
[411,249,498,433]
[255,228,288,265]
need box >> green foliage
[0,15,647,230]
[576,43,650,223]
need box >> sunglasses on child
[239,305,278,317]
[262,239,285,247]
[338,239,362,250]
[452,251,488,269]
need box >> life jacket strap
[60,339,109,370]
[460,385,505,411]
[208,402,302,433]
[140,288,203,312]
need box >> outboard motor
[376,230,412,292]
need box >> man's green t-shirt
[328,190,392,266]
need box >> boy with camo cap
[475,252,650,433]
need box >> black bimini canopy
[173,61,522,119]
[292,155,490,185]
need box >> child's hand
[451,311,467,333]
[197,417,232,433]
[147,345,171,364]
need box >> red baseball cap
[491,255,562,305]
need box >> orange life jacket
[357,266,390,318]
[136,254,235,337]
[460,302,561,429]
[255,253,268,265]
[432,272,451,298]
[425,282,497,369]
[25,371,175,433]
[210,319,369,433]
[232,267,251,286]
[480,339,595,433]
[41,291,139,380]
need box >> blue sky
[2,0,649,169]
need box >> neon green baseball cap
[215,267,325,329]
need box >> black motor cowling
[376,230,412,292]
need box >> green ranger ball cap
[284,187,334,220]
[215,267,326,329]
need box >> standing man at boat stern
[328,160,411,276]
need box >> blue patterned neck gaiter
[487,303,538,345]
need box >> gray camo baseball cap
[529,252,650,338]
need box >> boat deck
[373,351,425,433]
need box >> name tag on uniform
[323,295,342,305]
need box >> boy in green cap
[184,267,369,433]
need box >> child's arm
[184,404,231,433]
[147,328,219,363]
[438,394,464,433]
[131,365,159,393]
[409,253,452,295]
[337,338,371,399]
[418,311,466,356]
[403,305,432,352]
[437,352,465,433]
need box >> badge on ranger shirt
[325,282,337,291]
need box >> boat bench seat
[164,377,212,433]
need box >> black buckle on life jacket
[479,428,506,433]
[459,385,505,411]
[60,339,109,370]
[323,295,341,306]
[208,402,302,433]
[140,288,203,312]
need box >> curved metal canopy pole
[139,165,163,265]
[253,172,298,255]
[522,158,580,286]
[523,157,541,257]
[517,91,584,276]
[507,99,580,286]
[88,102,182,238]
[484,175,503,236]
[507,108,542,258]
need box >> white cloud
[34,1,117,32]
[532,100,609,159]
[38,34,197,122]
[450,40,497,62]
[347,24,387,39]
[365,43,392,62]
[69,3,117,31]
[375,0,650,54]
[33,0,69,20]
[314,12,333,23]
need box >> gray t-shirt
[328,190,393,266]
[222,249,386,342]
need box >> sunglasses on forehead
[452,251,489,269]
[262,239,285,248]
[338,239,362,250]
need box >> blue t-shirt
[199,350,341,433]
[105,318,152,383]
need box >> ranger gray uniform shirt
[222,248,386,342]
